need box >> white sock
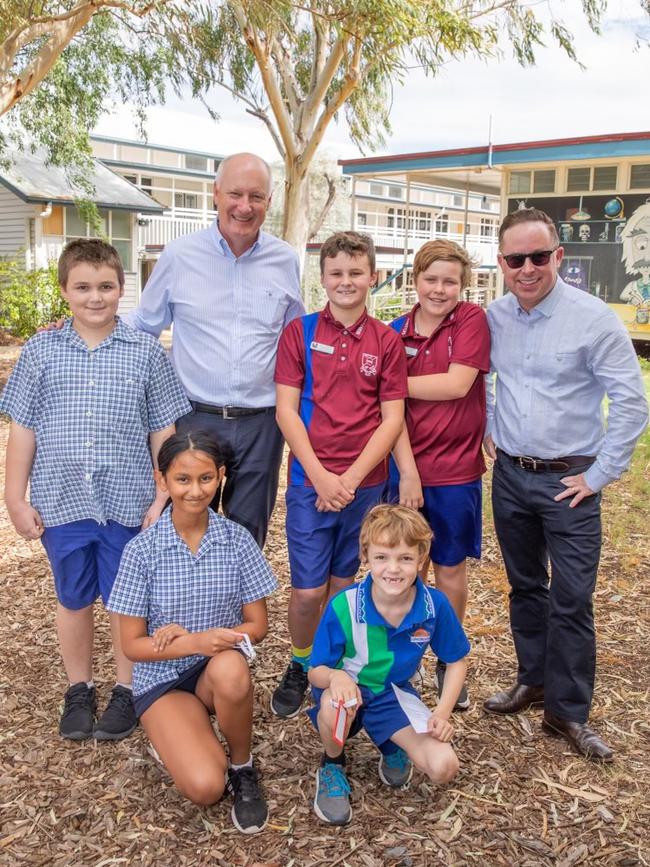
[230,754,253,771]
[85,681,94,689]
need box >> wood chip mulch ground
[0,344,648,867]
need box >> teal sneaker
[378,747,413,787]
[313,762,352,825]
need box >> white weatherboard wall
[119,272,138,313]
[0,186,32,261]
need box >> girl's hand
[152,623,189,652]
[428,713,454,743]
[399,474,424,509]
[329,670,362,714]
[7,500,44,540]
[194,627,242,656]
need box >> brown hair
[320,231,376,274]
[498,207,559,248]
[412,239,473,288]
[58,238,125,288]
[359,504,433,563]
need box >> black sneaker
[270,662,309,718]
[228,766,268,834]
[436,660,470,711]
[94,686,137,741]
[59,682,96,740]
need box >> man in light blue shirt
[483,207,648,762]
[126,153,305,546]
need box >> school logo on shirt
[409,627,431,646]
[360,353,378,377]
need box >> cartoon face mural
[620,202,650,306]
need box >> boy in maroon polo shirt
[271,232,407,719]
[389,239,490,711]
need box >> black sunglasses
[501,248,558,269]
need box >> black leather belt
[191,401,275,419]
[497,448,595,473]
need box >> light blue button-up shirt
[125,221,304,407]
[486,278,648,492]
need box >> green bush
[0,259,69,338]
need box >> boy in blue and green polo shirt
[307,504,469,825]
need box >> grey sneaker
[94,685,137,741]
[228,766,268,834]
[436,660,470,711]
[313,762,352,825]
[378,747,413,787]
[59,683,96,740]
[270,661,309,718]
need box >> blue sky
[96,3,650,161]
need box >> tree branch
[229,1,297,160]
[308,172,336,240]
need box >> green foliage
[0,258,69,338]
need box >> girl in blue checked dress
[107,431,277,835]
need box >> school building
[340,131,650,341]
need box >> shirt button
[425,350,430,355]
[88,380,95,387]
[341,356,346,361]
[343,330,348,335]
[85,440,93,447]
[342,342,347,348]
[86,410,93,417]
[85,473,92,481]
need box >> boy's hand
[329,670,362,714]
[427,713,454,743]
[194,627,242,656]
[399,474,424,509]
[152,623,189,651]
[141,495,168,529]
[6,501,44,540]
[37,318,65,332]
[313,471,355,512]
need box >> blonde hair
[359,504,432,562]
[413,239,473,289]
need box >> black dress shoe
[483,682,545,715]
[542,712,613,762]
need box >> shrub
[0,259,69,338]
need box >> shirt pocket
[247,288,286,333]
[97,375,146,433]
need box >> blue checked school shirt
[486,278,649,493]
[107,507,278,697]
[124,221,305,407]
[0,318,192,527]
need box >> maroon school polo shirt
[395,301,490,486]
[275,305,408,487]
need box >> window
[357,212,367,226]
[174,193,199,210]
[64,208,133,270]
[185,153,208,172]
[509,171,531,194]
[567,167,590,191]
[593,166,617,190]
[435,214,449,234]
[388,185,404,200]
[453,194,463,207]
[533,170,555,193]
[123,174,137,185]
[480,218,494,238]
[370,183,384,197]
[630,164,650,189]
[140,176,153,193]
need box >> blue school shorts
[286,482,385,589]
[41,519,141,610]
[134,658,210,718]
[387,477,482,566]
[306,683,420,753]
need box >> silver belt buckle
[222,405,236,419]
[519,455,537,470]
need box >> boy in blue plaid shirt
[1,239,191,742]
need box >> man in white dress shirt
[127,153,304,546]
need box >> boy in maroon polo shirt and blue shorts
[390,240,490,711]
[271,231,408,718]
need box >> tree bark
[281,158,310,277]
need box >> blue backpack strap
[290,312,320,485]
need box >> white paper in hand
[392,683,432,734]
[236,632,256,661]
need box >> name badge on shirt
[405,346,418,357]
[310,341,335,355]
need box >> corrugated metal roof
[0,149,164,213]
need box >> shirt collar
[322,304,368,339]
[514,277,565,319]
[356,573,435,631]
[61,316,139,349]
[156,506,231,554]
[404,302,460,338]
[213,219,262,259]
